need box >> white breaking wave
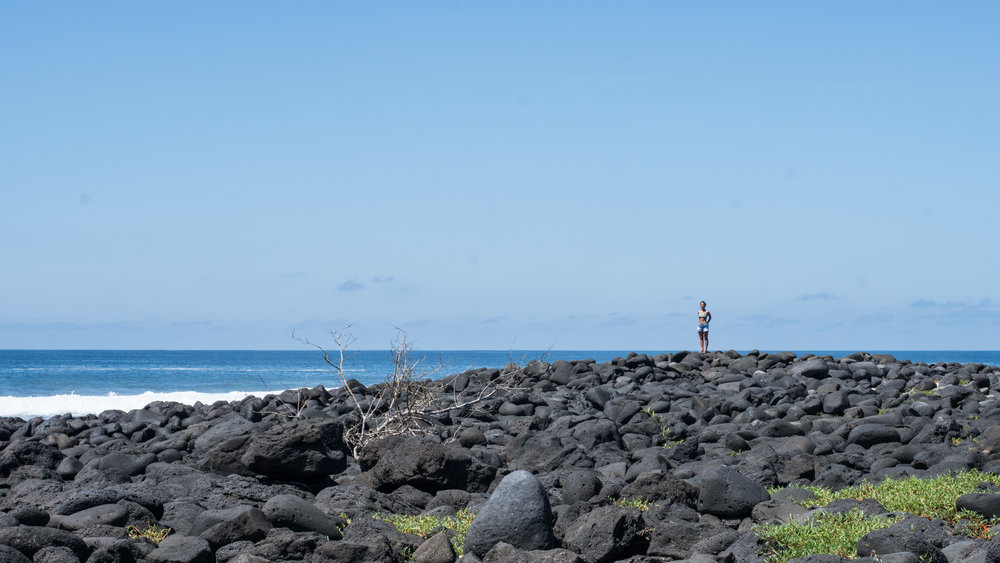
[0,390,286,419]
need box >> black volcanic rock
[857,518,950,563]
[790,358,830,379]
[619,470,698,508]
[0,527,87,560]
[145,535,213,563]
[464,470,554,557]
[240,419,348,485]
[562,505,647,563]
[559,469,603,505]
[697,465,770,518]
[0,350,995,561]
[358,434,496,493]
[262,494,344,539]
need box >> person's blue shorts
[698,323,709,333]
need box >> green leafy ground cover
[375,509,475,556]
[610,496,654,511]
[126,521,172,543]
[758,509,897,561]
[758,470,1000,563]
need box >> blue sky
[2,2,998,351]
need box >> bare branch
[304,326,527,458]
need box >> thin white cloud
[798,292,837,301]
[911,299,965,309]
[336,278,364,292]
[0,321,138,332]
[160,320,229,331]
[907,298,1000,327]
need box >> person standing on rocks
[698,300,712,353]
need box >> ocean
[2,349,999,419]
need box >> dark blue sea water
[1,349,998,418]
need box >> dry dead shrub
[299,326,525,458]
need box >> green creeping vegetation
[375,509,475,556]
[642,407,686,449]
[758,470,1000,563]
[126,521,172,543]
[788,470,1000,523]
[337,512,351,535]
[610,496,654,511]
[758,509,897,562]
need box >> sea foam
[0,390,284,419]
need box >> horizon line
[2,348,996,353]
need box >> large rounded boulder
[358,434,497,494]
[464,470,555,558]
[697,465,770,518]
[240,419,348,484]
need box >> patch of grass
[610,496,654,511]
[126,521,172,543]
[760,471,1000,563]
[796,470,1000,522]
[758,509,897,562]
[375,509,475,556]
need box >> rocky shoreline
[3,350,1000,562]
